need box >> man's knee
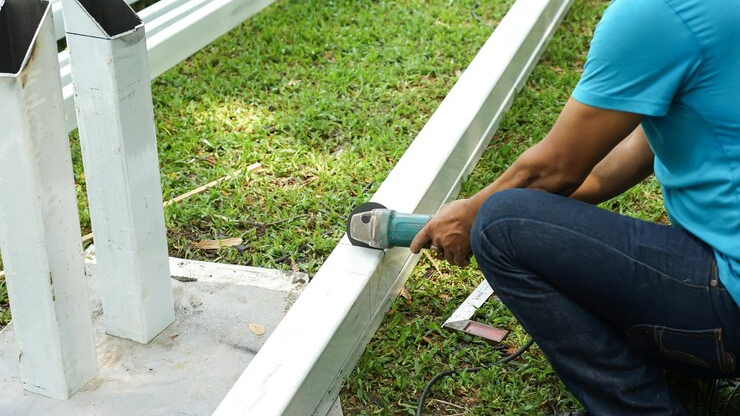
[471,189,545,248]
[470,189,544,270]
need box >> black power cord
[416,341,730,416]
[721,380,740,414]
[415,339,535,416]
[705,379,719,416]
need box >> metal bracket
[443,279,507,344]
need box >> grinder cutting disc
[346,202,387,248]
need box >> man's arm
[410,98,647,266]
[570,126,654,204]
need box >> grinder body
[347,203,431,249]
[376,209,431,248]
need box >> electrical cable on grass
[415,341,735,415]
[415,338,535,416]
[705,379,719,416]
[722,380,740,413]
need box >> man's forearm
[569,126,654,204]
[467,102,649,213]
[410,99,646,265]
[467,143,583,212]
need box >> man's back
[574,0,740,302]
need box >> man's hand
[410,199,477,267]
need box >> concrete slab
[0,257,307,416]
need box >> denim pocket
[627,324,736,375]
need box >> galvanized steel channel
[211,0,574,414]
[63,0,175,343]
[0,0,98,399]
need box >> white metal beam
[0,0,97,399]
[212,0,573,414]
[59,0,277,132]
[57,0,197,123]
[51,0,139,40]
[63,0,175,343]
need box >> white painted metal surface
[63,0,175,344]
[50,0,139,40]
[59,0,198,91]
[0,0,97,399]
[145,0,275,78]
[212,0,573,414]
[59,0,278,132]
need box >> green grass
[150,0,516,273]
[340,2,607,413]
[1,0,738,414]
[0,0,511,329]
[339,0,740,415]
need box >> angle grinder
[346,202,432,249]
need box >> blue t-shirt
[572,0,740,304]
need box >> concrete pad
[0,257,307,416]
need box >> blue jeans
[470,189,740,416]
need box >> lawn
[0,0,507,326]
[339,0,740,415]
[341,1,605,413]
[1,0,738,414]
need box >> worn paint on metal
[63,0,174,344]
[0,0,97,400]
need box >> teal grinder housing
[346,202,432,249]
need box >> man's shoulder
[594,0,702,57]
[606,0,738,46]
[603,0,682,25]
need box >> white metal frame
[0,0,97,399]
[51,0,138,40]
[59,0,278,132]
[63,0,175,343]
[0,0,279,400]
[212,0,574,414]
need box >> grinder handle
[387,212,432,248]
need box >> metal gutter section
[63,0,175,344]
[59,0,278,132]
[443,280,506,343]
[211,0,573,414]
[0,0,98,399]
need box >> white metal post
[0,0,97,399]
[63,0,175,344]
[50,0,140,41]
